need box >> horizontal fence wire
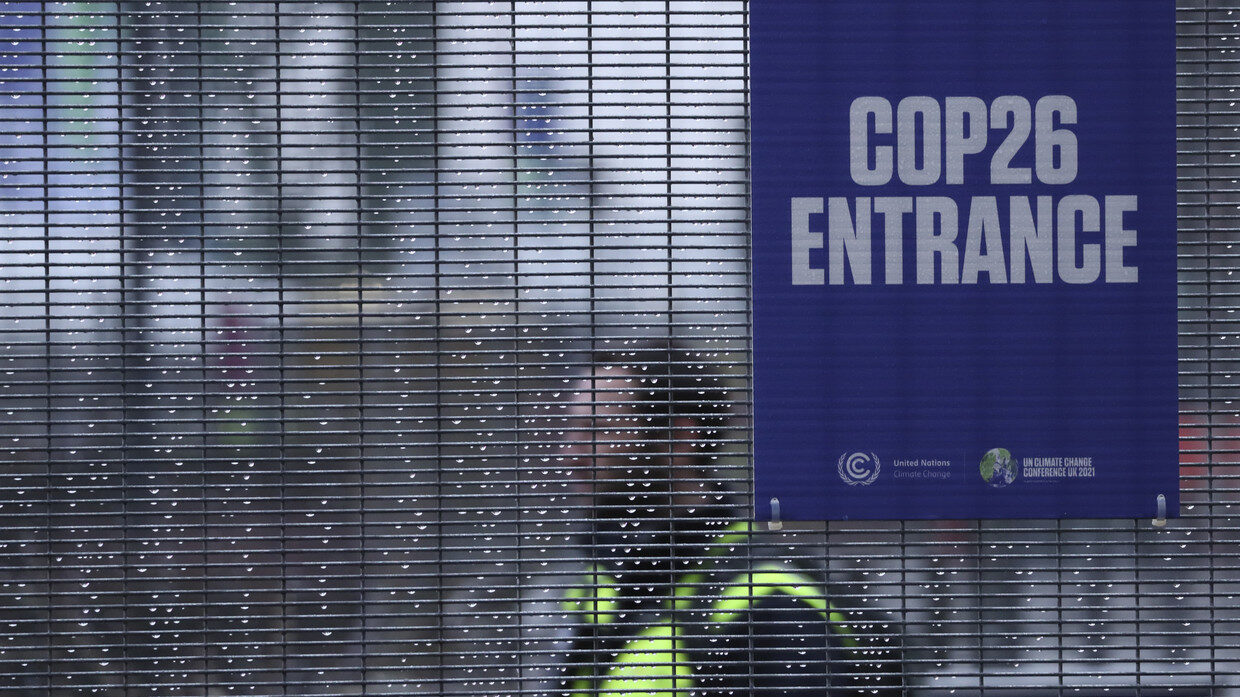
[0,1,1236,695]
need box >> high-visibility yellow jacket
[558,522,904,696]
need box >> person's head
[553,339,737,586]
[558,339,734,507]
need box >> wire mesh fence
[0,1,1236,695]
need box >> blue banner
[752,0,1177,520]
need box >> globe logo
[980,448,1017,487]
[838,452,880,486]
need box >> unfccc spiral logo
[838,452,881,486]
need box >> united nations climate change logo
[980,448,1017,488]
[838,452,880,486]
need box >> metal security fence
[0,1,1236,695]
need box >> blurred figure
[553,339,903,696]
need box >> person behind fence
[552,340,904,695]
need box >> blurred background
[0,1,1237,694]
